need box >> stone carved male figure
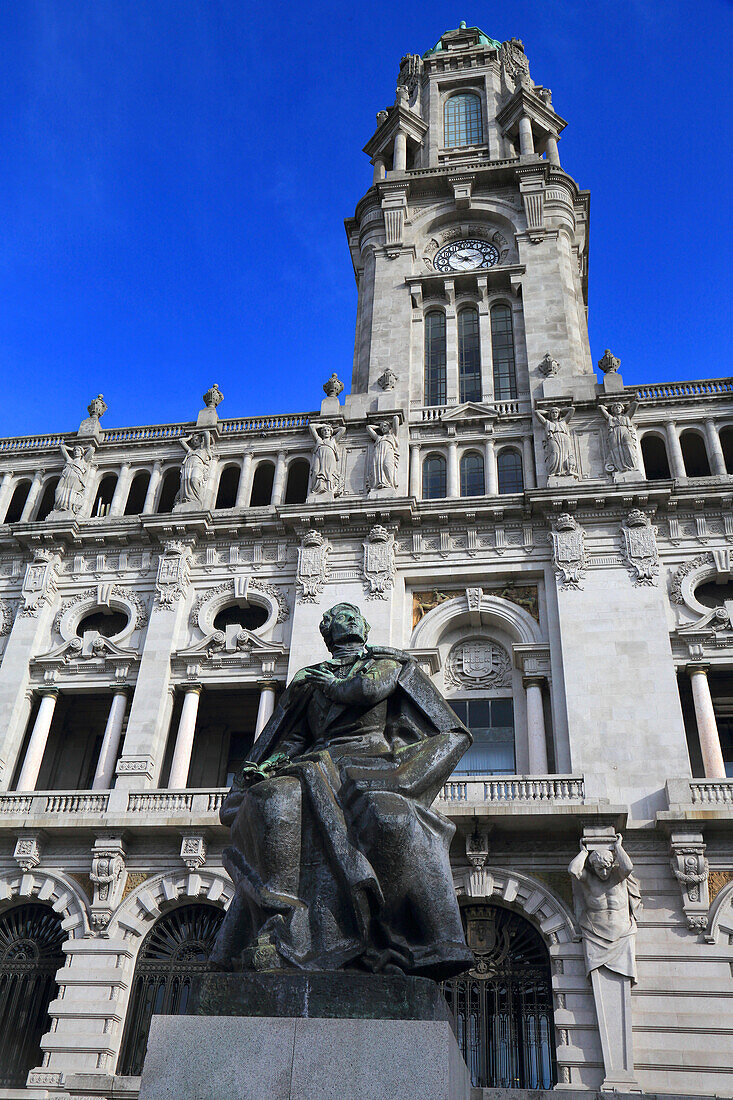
[569,834,641,1088]
[211,602,474,979]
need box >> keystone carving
[90,836,126,932]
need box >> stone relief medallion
[444,638,511,690]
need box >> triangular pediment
[441,402,497,423]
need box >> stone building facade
[0,21,732,1099]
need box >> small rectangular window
[451,697,516,775]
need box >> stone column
[410,444,421,499]
[687,665,726,778]
[447,440,460,498]
[393,128,407,172]
[168,685,202,789]
[16,689,58,791]
[524,677,549,774]
[704,419,727,476]
[271,451,287,506]
[0,472,15,521]
[372,155,386,184]
[485,438,498,495]
[109,463,133,517]
[522,435,536,489]
[235,451,254,509]
[477,296,493,401]
[142,461,163,515]
[20,472,44,522]
[545,133,560,166]
[445,281,458,406]
[92,688,130,790]
[254,681,278,740]
[518,115,535,156]
[665,421,686,479]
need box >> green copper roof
[423,21,501,57]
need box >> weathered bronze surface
[210,602,474,980]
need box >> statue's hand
[302,667,339,693]
[236,755,290,787]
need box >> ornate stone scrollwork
[549,513,587,590]
[297,530,331,603]
[180,833,208,871]
[444,637,511,690]
[13,832,45,872]
[90,836,126,933]
[155,540,193,610]
[620,510,659,586]
[362,525,396,599]
[669,832,709,933]
[0,598,16,636]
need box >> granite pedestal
[138,972,471,1100]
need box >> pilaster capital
[686,662,711,677]
[37,686,60,700]
[182,682,203,696]
[257,679,280,692]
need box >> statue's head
[549,407,561,420]
[191,433,203,448]
[72,446,83,458]
[588,848,615,880]
[379,420,391,434]
[321,424,333,438]
[610,403,624,415]
[320,602,370,651]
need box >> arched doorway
[443,904,556,1089]
[0,902,65,1087]
[118,902,224,1075]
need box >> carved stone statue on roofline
[210,602,474,979]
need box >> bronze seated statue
[210,602,474,980]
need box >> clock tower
[345,22,594,420]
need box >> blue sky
[0,1,731,437]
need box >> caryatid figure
[366,416,399,492]
[53,442,95,515]
[309,422,346,496]
[177,430,214,506]
[534,406,577,478]
[600,400,639,472]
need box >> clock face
[433,238,500,273]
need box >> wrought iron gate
[118,903,224,1075]
[442,904,556,1089]
[0,903,65,1087]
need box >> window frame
[443,91,484,149]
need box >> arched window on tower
[490,304,517,400]
[442,904,556,1089]
[422,453,446,499]
[124,470,150,515]
[640,434,671,480]
[249,461,275,507]
[0,903,65,1087]
[497,448,523,494]
[680,430,711,477]
[460,451,485,497]
[92,473,117,518]
[444,93,483,148]
[284,459,310,504]
[424,311,447,406]
[35,477,60,521]
[118,903,224,1076]
[3,479,32,523]
[458,307,481,403]
[215,465,240,509]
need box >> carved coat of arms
[621,510,658,586]
[297,530,331,603]
[549,514,587,589]
[362,525,395,599]
[445,639,511,690]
